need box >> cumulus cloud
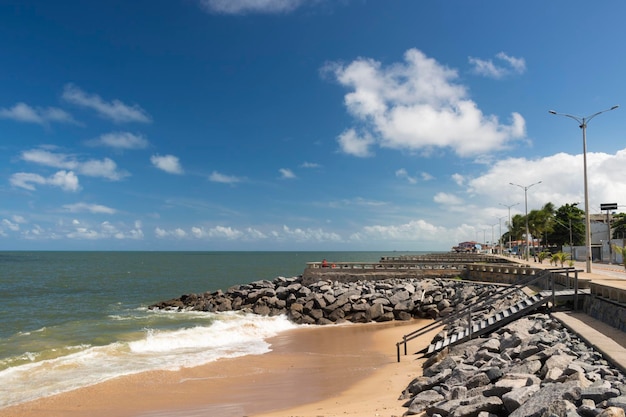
[469,52,527,79]
[280,225,342,242]
[279,168,296,179]
[62,83,152,124]
[63,203,117,214]
[466,147,626,214]
[88,132,149,149]
[199,0,306,14]
[157,225,244,240]
[209,171,242,184]
[10,170,80,192]
[326,48,526,158]
[151,154,184,174]
[20,148,129,180]
[350,219,444,242]
[337,129,375,157]
[0,102,77,125]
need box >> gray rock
[405,389,445,415]
[510,382,580,417]
[451,396,503,417]
[502,384,540,412]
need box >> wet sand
[1,319,437,417]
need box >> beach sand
[1,319,438,417]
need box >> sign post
[601,203,618,263]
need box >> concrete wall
[584,295,626,333]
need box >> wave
[0,312,299,409]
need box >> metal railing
[394,268,582,362]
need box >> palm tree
[611,245,626,271]
[528,203,556,248]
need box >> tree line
[501,202,626,249]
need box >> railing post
[397,343,401,362]
[574,270,579,311]
[551,272,555,310]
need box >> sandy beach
[1,319,438,417]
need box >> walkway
[514,257,626,373]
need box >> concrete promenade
[519,257,626,373]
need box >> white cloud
[63,203,117,214]
[199,0,306,14]
[469,52,527,79]
[433,192,464,205]
[160,225,244,240]
[2,219,20,232]
[20,148,129,180]
[66,220,143,240]
[279,168,296,179]
[151,154,183,174]
[62,83,152,124]
[328,48,526,157]
[0,102,77,125]
[421,172,435,181]
[10,170,80,192]
[452,173,465,186]
[209,171,242,184]
[337,129,375,157]
[88,132,149,149]
[280,225,342,242]
[395,168,417,184]
[300,162,321,168]
[466,147,626,215]
[351,219,444,242]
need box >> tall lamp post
[497,216,506,255]
[510,182,542,261]
[500,202,520,253]
[549,105,619,273]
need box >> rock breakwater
[402,313,626,417]
[149,275,523,325]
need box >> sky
[1,0,626,251]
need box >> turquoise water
[0,251,426,408]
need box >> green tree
[502,214,526,247]
[528,202,556,247]
[547,203,585,247]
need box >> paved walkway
[509,257,626,372]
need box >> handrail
[395,269,555,361]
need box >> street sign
[600,203,618,210]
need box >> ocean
[0,251,426,409]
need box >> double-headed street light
[510,182,542,261]
[549,105,619,273]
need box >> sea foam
[0,312,299,409]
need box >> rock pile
[149,275,523,325]
[401,314,626,417]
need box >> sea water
[0,251,425,408]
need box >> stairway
[423,289,588,355]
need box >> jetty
[305,252,626,365]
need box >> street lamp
[549,105,619,273]
[500,202,520,253]
[497,216,506,255]
[510,181,542,261]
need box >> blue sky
[1,0,626,251]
